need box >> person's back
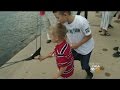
[54,40,74,78]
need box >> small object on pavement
[105,72,111,77]
[102,48,108,51]
[100,66,104,70]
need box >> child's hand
[38,56,46,61]
[47,52,54,57]
[34,51,54,62]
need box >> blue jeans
[72,49,92,70]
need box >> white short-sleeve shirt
[64,15,94,55]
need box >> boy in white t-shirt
[53,11,94,79]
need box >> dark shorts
[72,49,92,70]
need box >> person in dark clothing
[77,11,88,19]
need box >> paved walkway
[0,12,120,79]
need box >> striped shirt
[54,40,74,78]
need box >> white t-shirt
[64,15,94,55]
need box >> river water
[0,11,46,66]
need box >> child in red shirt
[37,23,74,79]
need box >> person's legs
[80,51,93,79]
[71,49,81,60]
[46,11,57,43]
[100,12,103,28]
[100,12,105,32]
[104,12,109,30]
[72,49,93,79]
[46,33,51,43]
[77,11,88,19]
[77,11,81,15]
[84,11,88,19]
[43,11,51,43]
[100,12,110,36]
[108,11,115,28]
[113,11,118,17]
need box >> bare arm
[38,51,54,61]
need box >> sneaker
[46,40,51,43]
[113,52,120,57]
[86,73,93,79]
[108,24,114,29]
[113,47,119,51]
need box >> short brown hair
[53,11,71,15]
[49,23,67,39]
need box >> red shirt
[54,40,74,78]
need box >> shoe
[108,24,114,29]
[99,30,102,32]
[113,47,119,51]
[46,40,51,43]
[85,73,93,79]
[113,52,120,57]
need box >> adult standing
[77,11,88,19]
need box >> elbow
[89,34,92,39]
[87,34,92,39]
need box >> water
[0,11,45,66]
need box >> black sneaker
[113,47,119,51]
[113,52,120,57]
[108,24,114,29]
[46,40,51,43]
[86,73,93,79]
